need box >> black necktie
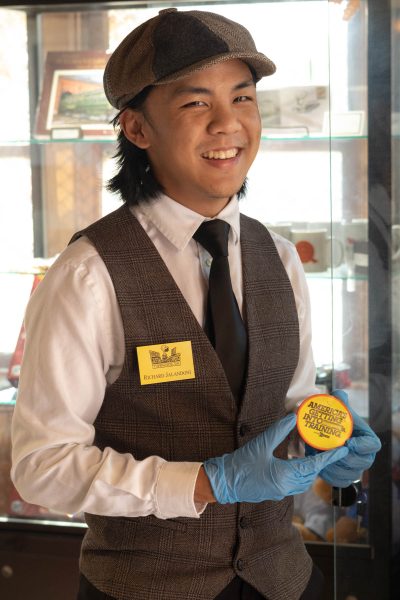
[193,219,247,400]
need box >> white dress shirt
[11,194,318,521]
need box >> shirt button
[236,559,244,571]
[205,258,212,267]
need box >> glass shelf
[0,133,370,146]
[0,138,115,146]
[0,387,16,406]
[261,133,368,142]
[306,269,367,281]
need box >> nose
[207,103,241,136]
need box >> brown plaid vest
[71,204,312,600]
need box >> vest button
[236,559,244,571]
[239,424,248,437]
[239,516,248,528]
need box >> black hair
[106,87,163,205]
[106,64,259,206]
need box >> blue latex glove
[305,389,382,487]
[203,413,349,504]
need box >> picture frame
[258,85,329,136]
[322,110,366,137]
[35,51,115,139]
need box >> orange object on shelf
[7,273,45,387]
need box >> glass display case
[0,1,398,598]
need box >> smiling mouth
[201,148,239,160]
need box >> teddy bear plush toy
[293,477,368,543]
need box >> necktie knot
[193,219,230,259]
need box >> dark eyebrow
[171,79,256,98]
[235,79,256,91]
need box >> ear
[119,109,151,149]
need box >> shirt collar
[135,193,240,251]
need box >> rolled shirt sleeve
[11,238,203,519]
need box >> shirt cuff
[154,461,205,519]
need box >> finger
[347,434,381,455]
[276,460,318,494]
[331,389,366,432]
[286,480,315,496]
[331,390,381,449]
[267,413,297,450]
[321,464,364,484]
[332,452,376,471]
[306,445,349,473]
[351,416,373,437]
[320,472,356,488]
[331,389,368,437]
[305,443,319,457]
[288,446,348,478]
[331,389,364,433]
[331,388,350,406]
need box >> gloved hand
[203,413,349,504]
[305,389,382,487]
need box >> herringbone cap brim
[104,8,276,109]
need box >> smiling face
[119,59,261,216]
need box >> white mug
[291,228,344,272]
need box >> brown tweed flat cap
[104,7,276,109]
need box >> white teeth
[202,148,239,160]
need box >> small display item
[296,393,353,451]
[7,272,46,387]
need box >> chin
[207,184,243,200]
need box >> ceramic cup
[291,228,344,272]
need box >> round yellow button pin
[296,394,353,451]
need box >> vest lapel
[239,214,300,423]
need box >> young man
[11,8,380,600]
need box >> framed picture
[278,85,329,133]
[322,110,366,136]
[35,51,115,139]
[258,85,329,136]
[257,89,281,129]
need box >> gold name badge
[136,341,195,385]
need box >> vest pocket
[125,514,188,532]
